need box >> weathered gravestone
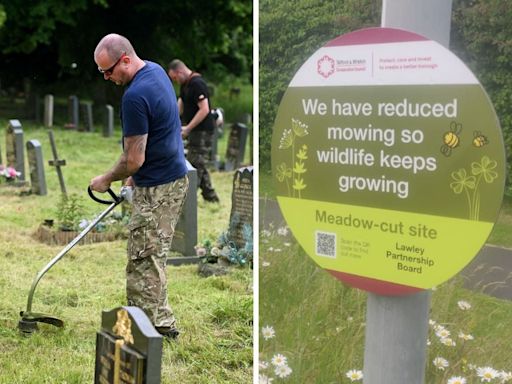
[168,160,198,265]
[81,101,94,132]
[66,95,79,129]
[26,140,47,195]
[228,166,253,249]
[5,119,25,181]
[224,122,248,171]
[48,130,67,195]
[104,105,114,137]
[43,94,54,128]
[95,306,162,384]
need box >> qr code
[315,231,336,258]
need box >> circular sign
[271,27,506,295]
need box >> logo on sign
[317,55,335,78]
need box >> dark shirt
[122,61,187,186]
[180,74,215,132]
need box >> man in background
[168,59,220,203]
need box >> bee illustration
[472,131,489,148]
[441,121,463,157]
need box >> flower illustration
[433,357,449,370]
[450,169,475,194]
[346,369,363,382]
[296,144,308,160]
[477,366,499,382]
[292,118,309,137]
[279,129,293,150]
[262,326,276,340]
[471,155,498,183]
[293,161,307,174]
[276,162,292,182]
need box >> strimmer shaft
[25,201,118,314]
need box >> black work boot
[155,326,180,341]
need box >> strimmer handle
[87,186,123,205]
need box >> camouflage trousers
[187,130,219,201]
[126,176,188,328]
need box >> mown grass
[0,119,252,383]
[259,229,512,383]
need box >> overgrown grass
[0,119,252,383]
[259,229,512,383]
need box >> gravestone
[104,105,114,137]
[6,119,25,181]
[67,95,79,129]
[26,140,47,195]
[224,122,248,171]
[48,130,67,195]
[81,101,94,132]
[95,306,163,384]
[228,166,253,249]
[168,160,198,264]
[43,94,54,127]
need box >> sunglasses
[98,52,126,76]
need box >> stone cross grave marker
[104,104,114,137]
[81,101,94,132]
[95,306,163,384]
[6,119,25,181]
[26,140,47,195]
[47,130,67,195]
[224,122,248,171]
[228,166,253,249]
[168,160,198,265]
[43,94,54,128]
[66,95,79,129]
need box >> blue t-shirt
[121,61,187,187]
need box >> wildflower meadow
[259,223,512,384]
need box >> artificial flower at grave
[195,213,253,273]
[0,165,21,182]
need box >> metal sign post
[363,2,452,383]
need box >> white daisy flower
[476,366,499,382]
[259,374,273,384]
[271,353,287,367]
[277,226,289,236]
[440,337,456,347]
[262,261,271,267]
[261,229,272,237]
[429,319,437,327]
[274,364,292,378]
[433,357,449,370]
[259,360,269,370]
[500,371,512,382]
[284,242,291,247]
[346,369,363,382]
[457,300,472,310]
[458,331,474,341]
[436,328,451,339]
[447,376,467,384]
[261,326,275,340]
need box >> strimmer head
[18,311,64,335]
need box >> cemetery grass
[0,120,252,383]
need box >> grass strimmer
[18,186,129,335]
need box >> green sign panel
[271,27,506,295]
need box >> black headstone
[224,122,248,171]
[95,306,162,384]
[67,95,79,129]
[229,166,253,249]
[26,139,47,195]
[81,101,94,132]
[170,160,197,257]
[6,119,25,181]
[104,105,114,137]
